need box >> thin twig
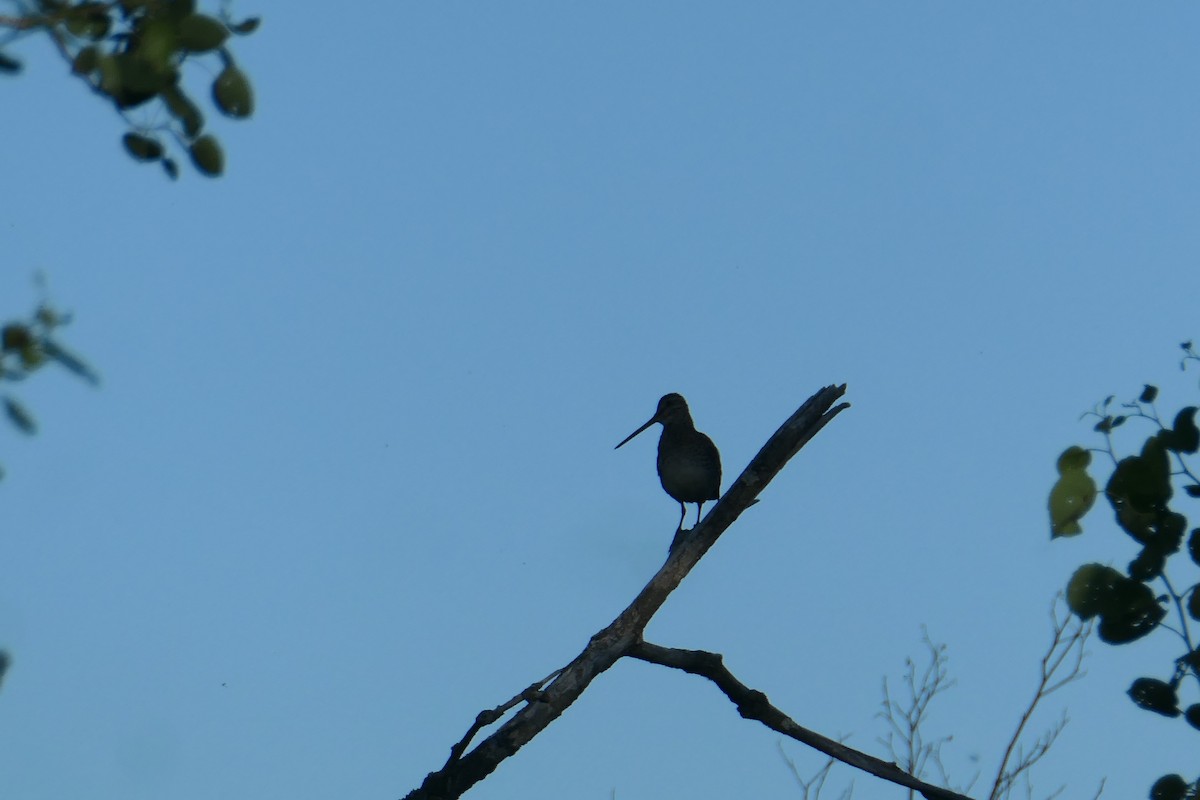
[988,595,1091,800]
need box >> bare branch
[628,641,972,800]
[878,634,964,799]
[441,668,563,769]
[402,386,850,800]
[0,14,41,31]
[779,741,839,800]
[988,595,1092,800]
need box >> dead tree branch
[628,641,971,800]
[404,385,854,800]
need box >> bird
[615,393,722,532]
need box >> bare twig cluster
[988,596,1093,800]
[878,633,970,800]
[781,595,1093,800]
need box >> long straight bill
[615,417,658,449]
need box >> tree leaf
[212,64,253,118]
[1150,775,1189,800]
[64,2,112,39]
[161,84,204,138]
[1164,407,1199,454]
[1107,436,1172,514]
[1140,384,1159,403]
[1128,678,1180,717]
[1128,548,1165,582]
[1184,705,1200,731]
[41,339,100,386]
[1049,466,1096,538]
[0,51,22,75]
[178,13,229,52]
[1,324,33,352]
[188,134,224,177]
[228,16,260,35]
[4,396,37,435]
[71,45,99,75]
[1056,445,1091,473]
[122,132,164,162]
[1097,578,1165,644]
[1066,563,1120,619]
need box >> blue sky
[3,3,1199,799]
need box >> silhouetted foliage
[0,291,97,480]
[1049,344,1200,799]
[0,0,259,178]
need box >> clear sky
[2,3,1199,799]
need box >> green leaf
[161,84,204,137]
[1151,775,1189,800]
[1098,576,1165,644]
[1140,385,1159,404]
[1,324,33,353]
[161,158,179,180]
[1050,465,1097,538]
[64,2,112,39]
[1128,548,1165,582]
[212,64,253,118]
[122,132,164,162]
[1188,586,1200,622]
[1128,677,1180,717]
[177,14,228,52]
[0,50,22,75]
[1163,407,1200,454]
[1066,563,1120,619]
[71,45,99,75]
[18,341,43,369]
[1190,528,1200,567]
[101,53,171,109]
[1155,511,1186,552]
[1056,446,1091,472]
[4,397,37,435]
[163,0,197,20]
[42,339,99,386]
[1107,436,1172,513]
[137,16,180,65]
[228,16,261,35]
[188,134,224,177]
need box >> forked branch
[403,385,851,800]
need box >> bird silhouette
[616,393,721,532]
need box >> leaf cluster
[0,0,259,178]
[1049,359,1200,800]
[0,299,98,479]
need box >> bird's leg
[695,502,704,528]
[677,502,686,532]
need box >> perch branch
[403,385,850,800]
